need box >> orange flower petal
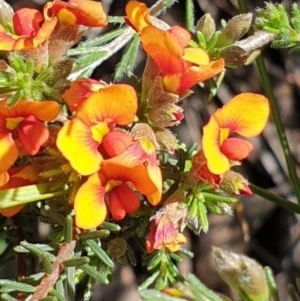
[13,9,44,36]
[62,78,106,112]
[220,137,253,161]
[108,183,140,220]
[214,93,270,137]
[141,26,184,74]
[0,171,9,186]
[101,161,157,196]
[168,26,191,48]
[0,205,25,217]
[46,0,108,27]
[0,100,60,121]
[57,119,102,175]
[76,84,137,126]
[101,130,133,158]
[178,58,225,93]
[17,115,49,155]
[125,0,151,32]
[74,173,107,229]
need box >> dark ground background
[4,0,300,300]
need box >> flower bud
[149,103,184,127]
[0,0,13,27]
[196,13,216,40]
[155,129,178,154]
[212,247,270,301]
[220,170,252,195]
[217,13,253,47]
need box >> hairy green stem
[250,184,300,214]
[238,0,300,204]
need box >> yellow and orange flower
[74,159,159,229]
[0,164,42,217]
[45,0,108,27]
[202,93,270,175]
[0,7,57,50]
[0,100,60,186]
[57,83,138,175]
[125,1,225,96]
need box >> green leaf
[19,241,55,262]
[186,274,225,301]
[114,33,140,81]
[78,230,110,240]
[65,266,75,301]
[101,222,121,232]
[0,293,18,301]
[85,239,114,268]
[0,183,68,209]
[79,264,109,284]
[75,27,128,48]
[63,256,90,267]
[14,244,55,253]
[0,280,35,293]
[138,271,160,291]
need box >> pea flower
[125,1,225,96]
[202,93,270,175]
[0,100,60,186]
[0,7,57,50]
[74,159,159,229]
[57,83,138,175]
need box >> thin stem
[256,56,300,203]
[185,0,195,32]
[238,0,300,204]
[250,184,300,214]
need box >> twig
[31,240,76,301]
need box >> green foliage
[256,2,300,51]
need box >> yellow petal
[202,116,230,175]
[214,93,270,137]
[57,119,102,175]
[74,173,107,229]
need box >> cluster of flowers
[0,0,269,254]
